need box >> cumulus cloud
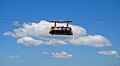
[4,20,112,47]
[70,35,111,47]
[98,51,119,57]
[52,51,73,59]
[8,55,20,59]
[17,36,44,46]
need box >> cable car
[49,20,73,35]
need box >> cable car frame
[49,20,73,35]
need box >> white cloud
[13,21,21,26]
[4,31,14,36]
[17,37,44,46]
[8,55,20,59]
[52,51,73,59]
[98,51,119,57]
[4,20,112,47]
[41,52,49,55]
[46,38,68,46]
[70,35,112,47]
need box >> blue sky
[0,0,120,66]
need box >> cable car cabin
[49,20,73,35]
[49,26,73,35]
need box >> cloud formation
[70,35,111,47]
[4,20,112,47]
[52,51,73,59]
[13,21,21,26]
[17,36,44,46]
[8,55,20,59]
[41,52,49,55]
[98,51,119,57]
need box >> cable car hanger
[50,20,72,27]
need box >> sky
[0,0,120,66]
